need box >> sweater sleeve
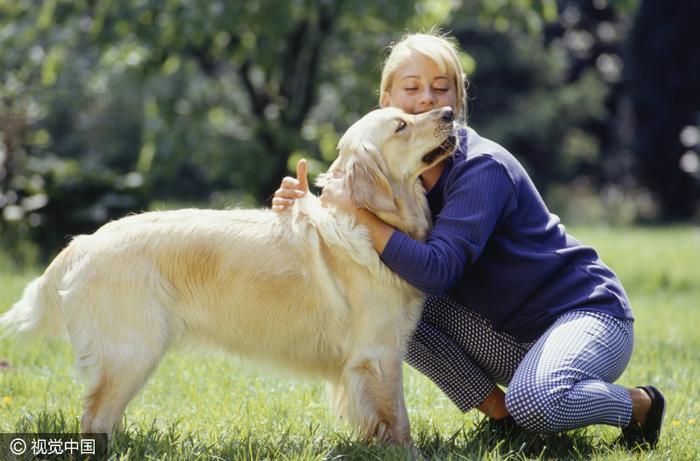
[380,155,517,294]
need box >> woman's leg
[505,311,634,432]
[405,295,531,416]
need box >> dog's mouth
[422,135,457,165]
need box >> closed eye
[396,120,407,132]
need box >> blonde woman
[273,32,665,449]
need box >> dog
[0,106,456,446]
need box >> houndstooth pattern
[506,310,634,432]
[406,295,533,412]
[406,295,634,432]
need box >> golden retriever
[1,106,456,446]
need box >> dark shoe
[621,385,666,449]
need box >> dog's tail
[0,247,71,338]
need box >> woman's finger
[281,176,302,190]
[272,196,295,206]
[296,159,309,193]
[275,187,305,199]
[271,197,295,209]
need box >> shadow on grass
[10,411,636,460]
[414,420,603,460]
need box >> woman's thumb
[296,159,309,192]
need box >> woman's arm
[276,157,516,295]
[321,155,517,294]
[377,156,518,294]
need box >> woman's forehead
[394,53,449,81]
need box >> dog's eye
[396,120,407,133]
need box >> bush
[1,153,147,264]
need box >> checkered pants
[406,295,634,432]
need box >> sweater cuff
[380,229,412,270]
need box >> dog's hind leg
[66,294,172,435]
[80,343,166,435]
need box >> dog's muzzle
[422,135,457,165]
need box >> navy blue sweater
[380,127,633,342]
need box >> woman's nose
[419,88,436,106]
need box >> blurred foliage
[452,0,644,206]
[0,0,698,263]
[0,0,450,261]
[628,0,700,220]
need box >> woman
[272,31,665,448]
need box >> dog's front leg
[392,359,412,446]
[341,352,413,448]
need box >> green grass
[1,225,699,460]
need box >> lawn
[1,226,698,460]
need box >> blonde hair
[379,31,467,121]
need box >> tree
[447,0,638,190]
[0,0,456,260]
[627,0,700,220]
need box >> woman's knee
[505,379,568,433]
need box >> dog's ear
[346,144,397,214]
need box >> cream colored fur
[0,107,455,446]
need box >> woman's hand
[271,159,355,213]
[272,159,309,212]
[272,159,394,254]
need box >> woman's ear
[380,91,391,108]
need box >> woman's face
[381,52,457,116]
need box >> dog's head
[317,106,456,240]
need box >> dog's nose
[440,107,454,123]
